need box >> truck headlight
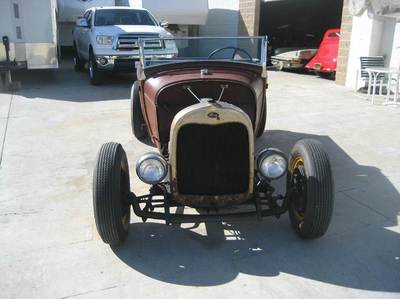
[257,148,287,179]
[136,153,168,184]
[96,35,114,45]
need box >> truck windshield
[94,9,157,26]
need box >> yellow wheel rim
[289,156,306,222]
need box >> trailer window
[94,9,157,26]
[13,3,19,19]
[16,26,22,39]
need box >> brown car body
[137,62,267,149]
[92,38,334,246]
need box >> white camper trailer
[0,0,59,70]
[57,0,116,47]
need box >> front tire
[73,44,85,72]
[93,142,131,246]
[256,99,266,138]
[287,139,334,239]
[130,81,148,140]
[88,51,103,85]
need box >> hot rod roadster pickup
[92,37,334,246]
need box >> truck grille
[176,123,250,195]
[116,34,162,50]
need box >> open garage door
[259,0,344,62]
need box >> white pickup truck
[73,6,176,85]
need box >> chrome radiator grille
[176,123,250,195]
[116,34,162,50]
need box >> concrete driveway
[1,62,399,299]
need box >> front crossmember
[128,183,291,225]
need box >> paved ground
[1,62,399,299]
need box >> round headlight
[136,153,168,184]
[257,149,287,179]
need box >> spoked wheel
[93,142,131,246]
[287,139,334,239]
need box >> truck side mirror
[76,17,89,27]
[160,21,169,28]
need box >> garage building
[132,0,399,89]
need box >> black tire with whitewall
[88,50,103,85]
[287,139,334,239]
[93,142,131,246]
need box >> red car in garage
[306,28,340,77]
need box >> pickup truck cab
[73,6,176,85]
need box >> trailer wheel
[131,81,148,140]
[93,142,131,246]
[73,44,85,72]
[88,51,103,85]
[287,139,334,239]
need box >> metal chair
[355,56,385,94]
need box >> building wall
[238,0,260,36]
[336,0,353,85]
[199,0,240,36]
[389,23,400,68]
[345,11,398,89]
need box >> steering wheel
[207,46,253,61]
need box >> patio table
[366,67,400,106]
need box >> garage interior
[259,0,344,58]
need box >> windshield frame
[94,9,158,27]
[136,36,268,79]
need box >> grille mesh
[176,123,249,195]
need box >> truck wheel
[316,71,335,80]
[287,139,334,239]
[131,81,148,140]
[93,142,131,246]
[73,44,85,72]
[88,51,103,85]
[276,61,284,71]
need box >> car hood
[273,49,317,59]
[95,25,171,37]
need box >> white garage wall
[345,11,399,89]
[345,12,374,88]
[389,23,400,68]
[129,0,239,35]
[129,0,209,25]
[199,0,240,36]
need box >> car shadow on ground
[7,59,135,102]
[115,131,399,290]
